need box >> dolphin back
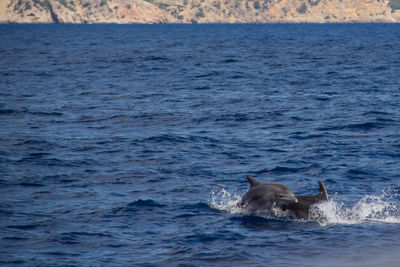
[246,176,262,188]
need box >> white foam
[310,188,400,226]
[209,185,244,214]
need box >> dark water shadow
[233,215,320,231]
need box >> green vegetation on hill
[57,0,76,11]
[308,0,321,6]
[390,0,400,10]
[297,3,307,14]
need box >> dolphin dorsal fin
[247,176,262,188]
[318,181,328,201]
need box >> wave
[209,186,400,226]
[255,164,318,174]
[318,122,385,132]
[110,199,167,216]
[0,108,63,117]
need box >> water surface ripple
[1,24,400,266]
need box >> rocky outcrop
[1,0,399,23]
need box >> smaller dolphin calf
[239,176,298,215]
[284,181,328,220]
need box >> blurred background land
[1,0,400,24]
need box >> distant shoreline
[2,0,399,24]
[1,21,399,25]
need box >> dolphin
[283,181,328,220]
[239,176,298,215]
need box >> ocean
[1,23,400,266]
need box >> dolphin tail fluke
[318,181,328,201]
[247,176,262,188]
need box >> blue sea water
[1,23,400,266]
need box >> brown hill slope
[0,0,169,23]
[1,0,399,23]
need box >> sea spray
[209,185,243,213]
[310,188,400,226]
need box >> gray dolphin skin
[284,181,329,220]
[239,176,298,215]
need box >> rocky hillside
[1,0,400,23]
[0,0,170,23]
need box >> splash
[310,188,400,226]
[210,186,400,226]
[209,185,243,214]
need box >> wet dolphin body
[239,176,298,215]
[284,181,328,220]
